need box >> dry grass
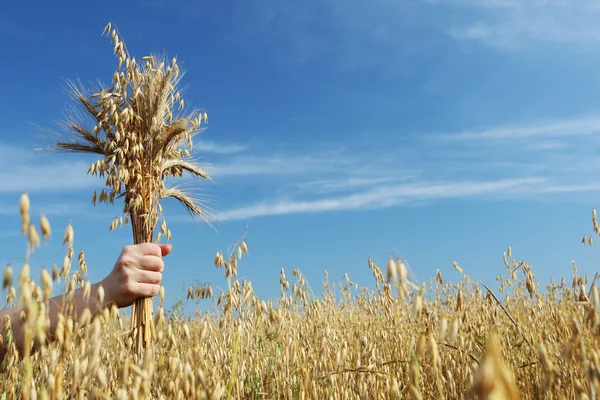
[3,196,600,399]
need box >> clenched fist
[100,243,172,308]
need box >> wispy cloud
[428,116,600,141]
[215,0,444,70]
[538,183,600,194]
[0,161,98,193]
[0,142,99,193]
[211,114,600,221]
[221,0,600,70]
[420,115,600,184]
[139,0,600,72]
[297,176,415,194]
[437,1,600,50]
[210,149,355,177]
[5,114,600,222]
[523,141,570,151]
[196,141,247,154]
[217,177,600,221]
[0,138,242,194]
[0,201,102,217]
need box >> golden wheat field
[1,195,600,400]
[2,22,600,400]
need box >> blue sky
[2,0,600,312]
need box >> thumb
[159,243,172,257]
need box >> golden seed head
[386,258,397,283]
[438,318,448,342]
[97,285,105,305]
[3,266,12,290]
[40,214,51,239]
[592,284,600,309]
[51,264,59,282]
[415,334,426,358]
[28,224,41,249]
[159,285,165,304]
[453,260,463,274]
[470,331,519,400]
[20,192,30,216]
[79,308,92,328]
[19,262,30,284]
[456,289,463,311]
[448,317,460,346]
[63,223,74,246]
[538,343,554,373]
[412,295,423,320]
[83,280,91,301]
[41,269,52,300]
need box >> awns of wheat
[51,22,212,354]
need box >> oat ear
[470,330,520,400]
[52,22,213,354]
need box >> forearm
[0,282,110,362]
[46,282,109,341]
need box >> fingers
[139,255,164,272]
[159,244,172,257]
[136,243,162,257]
[133,282,161,298]
[128,243,171,257]
[138,270,162,284]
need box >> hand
[100,243,172,308]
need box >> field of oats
[3,198,600,400]
[2,22,600,400]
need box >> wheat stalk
[49,22,212,354]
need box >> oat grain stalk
[49,22,212,354]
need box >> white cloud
[5,114,600,223]
[538,183,600,193]
[441,1,600,49]
[0,139,238,194]
[0,161,99,193]
[0,143,100,193]
[449,23,493,42]
[196,141,247,154]
[216,0,443,71]
[223,0,600,67]
[217,177,551,221]
[0,200,112,218]
[428,116,600,141]
[297,176,415,194]
[523,141,570,151]
[207,115,600,222]
[143,0,600,71]
[418,116,600,186]
[211,150,355,177]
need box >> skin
[0,242,171,361]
